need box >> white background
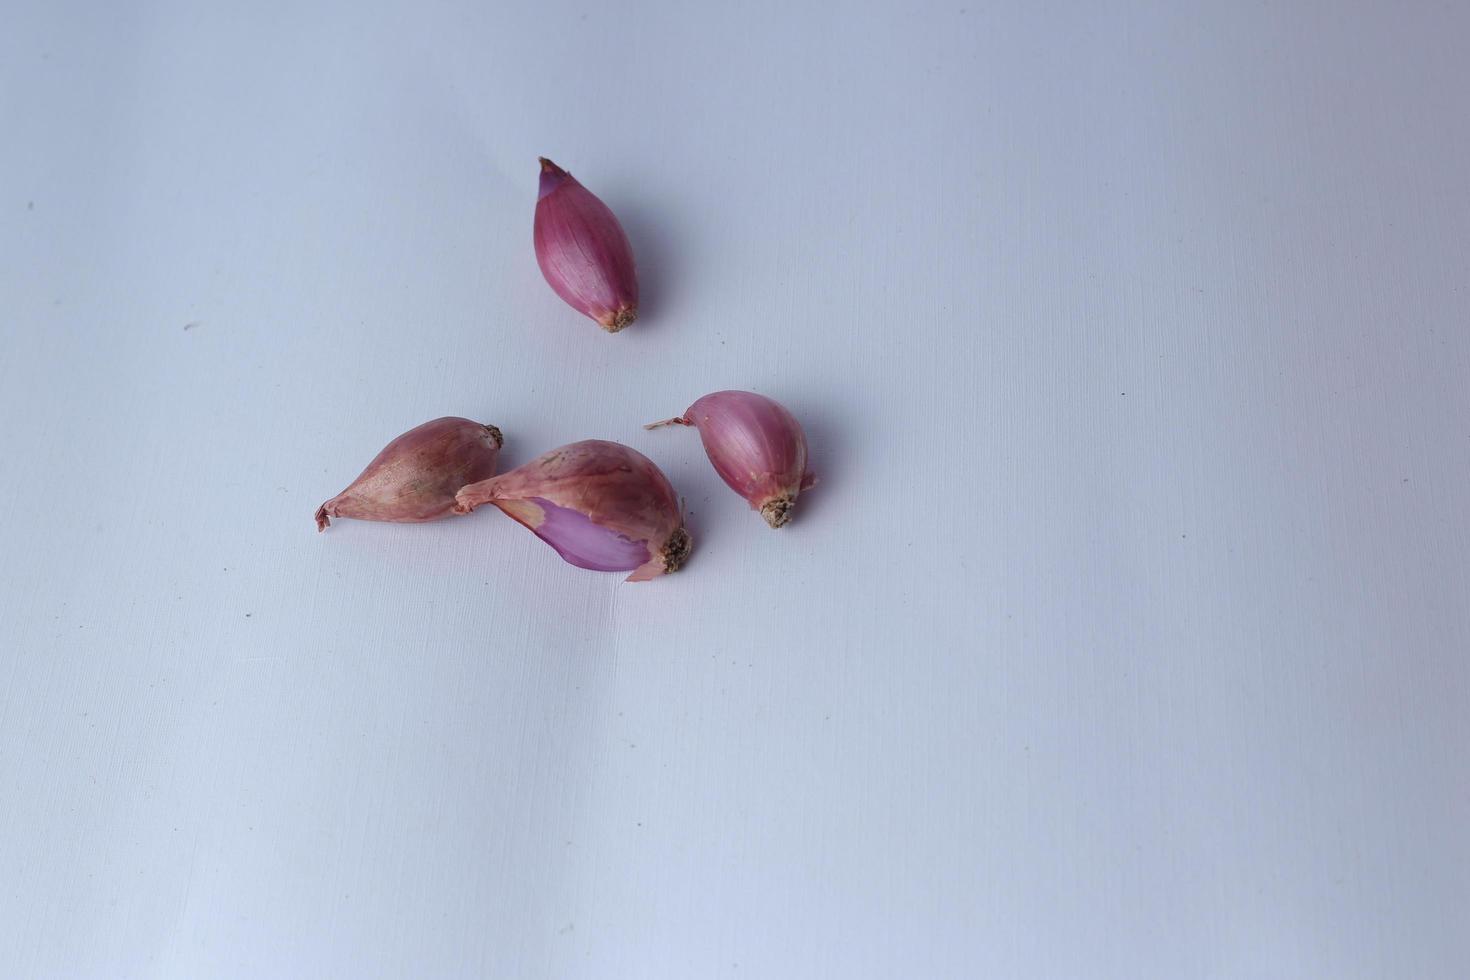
[2,1,1468,977]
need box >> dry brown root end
[660,526,692,573]
[315,504,332,532]
[483,424,503,449]
[760,496,795,529]
[601,306,637,333]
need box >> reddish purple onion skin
[315,417,502,531]
[647,390,816,528]
[454,440,690,581]
[533,158,638,332]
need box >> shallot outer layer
[315,417,502,531]
[533,158,639,332]
[454,440,690,582]
[648,390,816,528]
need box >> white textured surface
[3,1,1469,977]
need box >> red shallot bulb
[646,390,816,528]
[533,158,639,332]
[315,417,502,531]
[454,440,690,581]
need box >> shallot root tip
[483,424,504,448]
[644,416,692,430]
[760,495,795,529]
[661,526,692,574]
[601,306,637,332]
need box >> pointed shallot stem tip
[315,505,331,532]
[483,424,503,448]
[643,416,692,430]
[538,158,571,199]
[661,527,692,574]
[760,496,795,529]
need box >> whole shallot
[533,158,639,332]
[454,440,690,581]
[316,417,502,531]
[647,390,815,528]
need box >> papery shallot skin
[534,158,639,332]
[649,390,815,528]
[315,417,503,531]
[454,440,689,581]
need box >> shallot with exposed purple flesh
[454,440,690,581]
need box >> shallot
[316,417,502,531]
[533,158,639,332]
[454,439,689,581]
[647,390,815,528]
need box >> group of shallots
[315,159,815,581]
